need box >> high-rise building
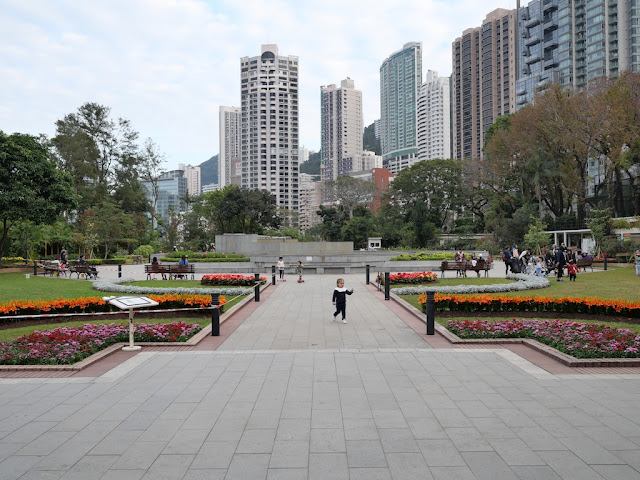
[373,119,381,140]
[219,106,241,188]
[417,70,452,160]
[299,146,310,164]
[142,170,187,222]
[380,42,422,173]
[452,9,518,160]
[557,0,640,90]
[320,78,363,182]
[516,0,560,109]
[178,163,201,196]
[298,173,324,232]
[240,44,299,213]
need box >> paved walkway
[1,274,640,479]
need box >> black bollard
[272,265,276,285]
[33,261,38,276]
[255,273,261,302]
[118,264,122,278]
[603,256,608,271]
[211,293,220,336]
[426,292,435,335]
[384,272,390,300]
[366,264,370,285]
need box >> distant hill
[300,151,320,175]
[363,122,381,155]
[199,154,218,187]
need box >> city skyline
[2,0,518,171]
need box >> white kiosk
[103,296,159,351]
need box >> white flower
[92,278,252,296]
[392,274,549,295]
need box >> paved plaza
[1,273,640,479]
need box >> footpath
[0,272,639,479]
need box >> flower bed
[417,293,640,318]
[0,294,226,319]
[447,319,640,359]
[201,274,267,286]
[0,322,202,365]
[394,273,548,295]
[377,272,438,285]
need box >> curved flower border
[392,273,549,295]
[93,278,252,296]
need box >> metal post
[426,292,435,335]
[255,273,261,302]
[211,293,220,336]
[603,256,608,271]
[384,272,390,300]
[122,308,141,351]
[118,264,122,278]
[366,264,370,285]
[272,265,276,285]
[33,261,38,276]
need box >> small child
[332,278,354,324]
[567,260,578,282]
[535,258,543,276]
[296,261,304,283]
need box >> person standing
[555,247,566,282]
[332,278,353,324]
[296,261,304,283]
[277,257,286,281]
[634,248,640,276]
[502,246,512,275]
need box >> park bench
[467,259,493,277]
[145,264,195,280]
[440,260,468,278]
[68,264,98,279]
[576,257,594,272]
[39,261,65,277]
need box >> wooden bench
[39,261,65,277]
[467,259,493,277]
[440,260,468,278]
[145,264,195,280]
[576,257,594,272]
[69,264,98,279]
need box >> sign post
[103,296,159,351]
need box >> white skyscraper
[219,106,241,188]
[240,44,299,213]
[320,78,363,182]
[178,164,201,196]
[417,71,451,161]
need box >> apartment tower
[452,9,518,160]
[417,70,452,160]
[380,42,422,173]
[219,106,241,188]
[240,44,299,212]
[320,78,363,182]
[178,164,201,196]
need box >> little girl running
[332,278,354,324]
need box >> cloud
[1,0,517,170]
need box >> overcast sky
[2,0,518,171]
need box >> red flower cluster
[416,294,640,318]
[201,274,266,286]
[378,272,438,285]
[447,318,640,359]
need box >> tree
[138,139,165,233]
[316,205,348,241]
[586,209,611,257]
[0,132,76,264]
[523,218,551,255]
[390,159,463,229]
[326,176,378,219]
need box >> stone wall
[215,234,354,256]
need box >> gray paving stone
[183,469,226,480]
[237,428,276,453]
[558,436,626,465]
[344,418,379,440]
[270,440,309,468]
[429,466,477,480]
[267,468,308,479]
[163,429,209,455]
[225,453,270,480]
[58,454,119,480]
[190,441,236,469]
[461,451,520,480]
[510,465,563,480]
[34,442,94,471]
[89,429,143,455]
[346,440,387,468]
[445,427,493,452]
[109,441,166,470]
[310,428,345,453]
[537,450,607,480]
[0,455,43,480]
[378,428,419,453]
[348,467,391,480]
[309,453,348,480]
[418,439,466,467]
[386,452,433,480]
[371,409,408,429]
[591,464,640,480]
[141,454,194,480]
